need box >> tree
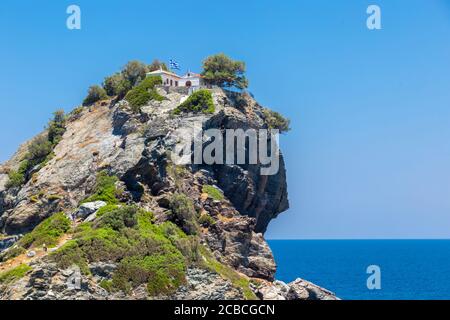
[263,109,291,134]
[121,60,148,87]
[27,135,53,163]
[147,59,168,72]
[48,110,66,144]
[83,85,108,106]
[103,73,131,98]
[201,53,248,89]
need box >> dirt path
[0,234,73,273]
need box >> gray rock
[83,212,97,222]
[26,250,36,257]
[0,235,20,252]
[286,278,339,300]
[73,201,107,219]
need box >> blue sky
[1,0,450,239]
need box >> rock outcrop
[0,86,337,300]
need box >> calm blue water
[268,240,450,300]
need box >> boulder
[286,278,339,300]
[0,235,20,252]
[73,201,107,220]
[27,250,36,258]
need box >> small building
[146,68,203,88]
[178,71,202,88]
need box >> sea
[268,240,450,300]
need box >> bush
[198,213,215,227]
[47,194,63,202]
[263,109,291,133]
[121,60,148,87]
[148,59,168,72]
[95,204,120,217]
[112,253,186,295]
[94,206,138,231]
[47,110,66,144]
[103,73,131,98]
[51,240,89,274]
[201,53,248,89]
[6,170,25,189]
[169,193,198,235]
[83,85,108,106]
[125,76,163,112]
[18,212,71,249]
[50,206,189,296]
[27,136,53,164]
[173,90,215,115]
[5,110,66,190]
[202,185,224,201]
[0,264,32,285]
[83,171,119,205]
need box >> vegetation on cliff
[201,53,248,89]
[125,76,164,112]
[83,85,108,106]
[82,171,120,205]
[18,212,71,249]
[202,185,224,201]
[172,89,215,115]
[6,110,66,189]
[50,206,191,295]
[263,108,291,133]
[0,264,32,285]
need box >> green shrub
[50,240,89,274]
[7,111,67,190]
[18,212,71,249]
[47,194,63,202]
[50,205,189,296]
[83,171,119,205]
[47,110,66,145]
[27,136,53,165]
[100,279,114,292]
[0,264,32,285]
[125,76,163,112]
[83,85,108,106]
[94,206,138,231]
[263,109,291,133]
[198,213,216,227]
[202,185,224,201]
[112,253,186,295]
[121,60,148,87]
[103,73,132,98]
[6,170,25,188]
[68,106,84,120]
[96,204,120,217]
[173,90,215,115]
[169,193,199,235]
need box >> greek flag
[169,59,181,70]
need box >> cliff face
[0,87,337,300]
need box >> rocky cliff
[0,87,337,300]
